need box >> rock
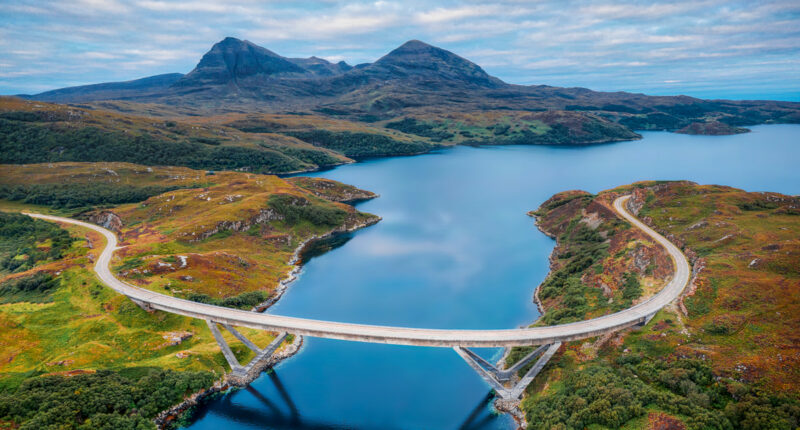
[686,220,708,231]
[85,210,123,232]
[46,359,74,366]
[185,208,284,242]
[161,331,193,347]
[627,189,646,215]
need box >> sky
[1,0,799,100]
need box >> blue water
[187,125,800,429]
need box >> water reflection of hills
[299,233,354,265]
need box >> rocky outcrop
[184,208,283,241]
[85,210,123,232]
[153,379,228,429]
[287,177,378,204]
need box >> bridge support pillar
[638,311,657,327]
[130,298,154,312]
[455,342,561,400]
[206,319,289,385]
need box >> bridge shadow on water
[189,370,502,430]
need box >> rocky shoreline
[253,213,381,312]
[154,335,304,429]
[155,211,381,429]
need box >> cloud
[0,0,797,99]
[78,52,120,60]
[414,5,503,24]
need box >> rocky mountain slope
[20,38,799,140]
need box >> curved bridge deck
[26,195,690,348]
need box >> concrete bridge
[26,195,690,400]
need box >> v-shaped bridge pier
[454,343,561,400]
[206,320,289,383]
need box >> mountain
[362,40,504,88]
[174,37,354,90]
[19,37,800,138]
[287,57,352,77]
[23,73,183,103]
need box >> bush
[0,272,60,303]
[621,272,643,301]
[268,194,347,227]
[523,357,800,430]
[384,117,455,142]
[737,200,778,211]
[0,212,74,272]
[0,183,184,209]
[186,290,269,309]
[284,129,431,158]
[0,369,215,429]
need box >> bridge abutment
[455,342,561,400]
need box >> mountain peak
[175,37,307,87]
[370,40,503,88]
[396,39,434,50]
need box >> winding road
[25,195,690,347]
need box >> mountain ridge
[16,37,800,137]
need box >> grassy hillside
[384,110,641,145]
[0,97,648,176]
[513,182,799,429]
[0,162,379,428]
[0,97,351,174]
[202,111,435,158]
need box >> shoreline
[491,212,554,430]
[253,214,382,313]
[159,212,381,429]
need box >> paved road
[25,195,689,347]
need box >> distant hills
[25,73,184,104]
[9,37,800,156]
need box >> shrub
[0,369,215,429]
[285,129,432,158]
[0,272,59,303]
[268,194,347,227]
[186,290,269,309]
[0,212,73,272]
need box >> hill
[0,162,380,428]
[20,73,184,104]
[510,181,800,429]
[0,97,436,173]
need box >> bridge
[26,195,690,400]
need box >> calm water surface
[187,125,799,429]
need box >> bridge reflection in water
[189,370,503,430]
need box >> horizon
[1,0,799,101]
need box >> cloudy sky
[1,0,798,100]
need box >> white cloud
[79,51,120,60]
[0,0,797,98]
[415,5,502,24]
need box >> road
[25,195,690,347]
